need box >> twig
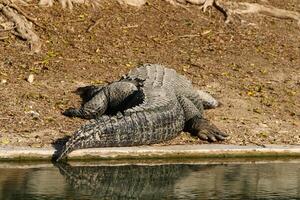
[178,34,201,38]
[87,18,102,32]
[0,36,9,40]
[122,24,139,29]
[167,34,201,43]
[148,3,171,16]
[70,43,93,55]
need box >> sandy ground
[0,0,299,148]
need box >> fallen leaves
[1,138,10,145]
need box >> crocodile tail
[55,141,75,162]
[56,97,185,162]
[55,114,138,162]
[56,120,102,162]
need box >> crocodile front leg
[62,87,108,119]
[63,81,139,119]
[75,85,104,104]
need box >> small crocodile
[56,64,227,161]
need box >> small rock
[278,130,288,134]
[0,79,7,84]
[67,26,75,33]
[26,110,40,119]
[258,123,268,128]
[27,74,34,83]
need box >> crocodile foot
[196,121,227,142]
[186,117,228,142]
[62,108,82,118]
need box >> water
[0,160,300,200]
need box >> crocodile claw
[194,118,228,142]
[62,108,81,118]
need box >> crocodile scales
[56,64,227,161]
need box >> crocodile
[56,64,227,161]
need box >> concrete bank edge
[0,144,300,161]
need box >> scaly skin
[56,64,227,161]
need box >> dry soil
[0,0,299,148]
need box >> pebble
[27,74,34,83]
[0,79,7,84]
[258,123,268,128]
[26,110,40,119]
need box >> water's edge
[1,160,300,200]
[0,144,300,161]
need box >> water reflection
[0,161,299,200]
[56,163,206,199]
[0,167,68,200]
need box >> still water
[0,160,299,200]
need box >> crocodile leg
[75,85,104,104]
[186,117,227,142]
[195,90,219,109]
[180,89,219,110]
[62,88,108,119]
[179,96,227,142]
[63,81,139,119]
[175,75,219,110]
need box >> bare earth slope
[0,0,299,147]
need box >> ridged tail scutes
[55,130,84,162]
[55,142,72,162]
[56,120,100,162]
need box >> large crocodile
[56,64,227,161]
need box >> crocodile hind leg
[176,87,219,112]
[178,96,227,142]
[63,81,139,119]
[195,90,220,109]
[183,89,219,110]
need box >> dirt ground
[0,0,299,148]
